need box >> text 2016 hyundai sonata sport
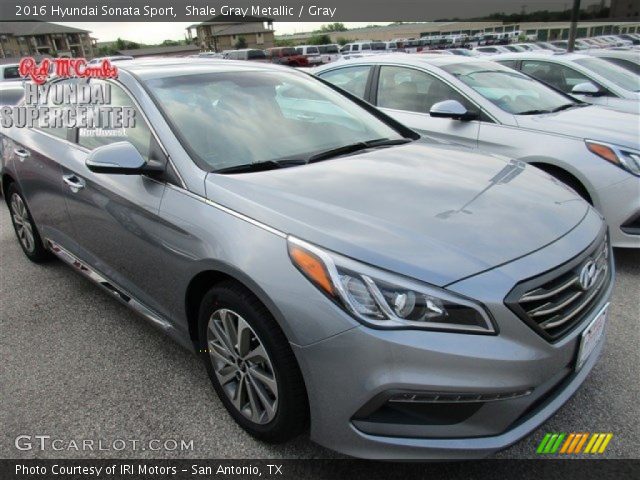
[1,59,615,460]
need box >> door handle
[62,174,85,193]
[14,148,30,161]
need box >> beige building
[187,18,275,51]
[278,20,640,44]
[0,22,95,59]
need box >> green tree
[319,23,347,33]
[234,36,247,49]
[336,37,349,46]
[308,34,331,45]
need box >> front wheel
[198,281,309,443]
[6,183,51,263]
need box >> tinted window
[361,44,370,50]
[247,50,266,60]
[318,65,372,98]
[3,66,20,79]
[520,60,604,95]
[78,80,152,160]
[376,66,472,114]
[307,47,319,54]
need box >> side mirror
[430,100,478,120]
[571,82,602,96]
[85,141,164,175]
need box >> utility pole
[567,0,581,52]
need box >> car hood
[204,143,589,286]
[515,105,640,149]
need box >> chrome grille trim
[505,231,611,341]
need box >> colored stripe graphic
[538,433,613,455]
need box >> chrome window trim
[165,183,286,238]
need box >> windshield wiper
[214,159,305,174]
[550,103,579,112]
[307,138,412,164]
[518,109,552,115]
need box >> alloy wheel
[10,193,35,253]
[207,308,279,424]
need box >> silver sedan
[314,54,640,248]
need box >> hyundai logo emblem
[579,260,598,291]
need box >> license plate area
[576,303,609,370]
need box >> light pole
[567,0,581,52]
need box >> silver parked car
[2,59,615,460]
[314,55,640,248]
[492,52,640,114]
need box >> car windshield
[573,57,640,92]
[442,61,577,114]
[145,71,404,171]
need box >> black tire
[198,280,309,443]
[6,183,52,263]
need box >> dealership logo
[579,260,598,291]
[536,432,613,455]
[18,57,118,85]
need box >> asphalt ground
[1,200,638,466]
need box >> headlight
[287,236,496,334]
[586,140,640,177]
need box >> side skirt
[45,238,173,332]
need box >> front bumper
[594,175,640,249]
[291,210,614,460]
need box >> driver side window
[520,60,608,96]
[376,66,473,115]
[78,80,153,160]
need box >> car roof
[319,53,486,68]
[491,51,590,62]
[113,57,297,81]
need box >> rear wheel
[198,281,309,442]
[6,183,51,263]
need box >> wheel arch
[184,263,291,350]
[527,159,594,205]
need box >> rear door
[7,78,81,246]
[372,65,480,148]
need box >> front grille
[506,233,611,341]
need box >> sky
[60,22,388,44]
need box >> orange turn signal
[586,142,619,165]
[288,243,335,296]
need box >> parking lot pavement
[1,201,638,462]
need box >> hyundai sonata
[2,59,614,459]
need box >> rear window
[247,50,266,60]
[320,45,339,53]
[3,66,20,80]
[371,42,386,50]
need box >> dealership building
[277,20,640,44]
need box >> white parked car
[314,55,640,248]
[472,46,510,55]
[317,44,341,63]
[493,52,640,114]
[294,45,323,65]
